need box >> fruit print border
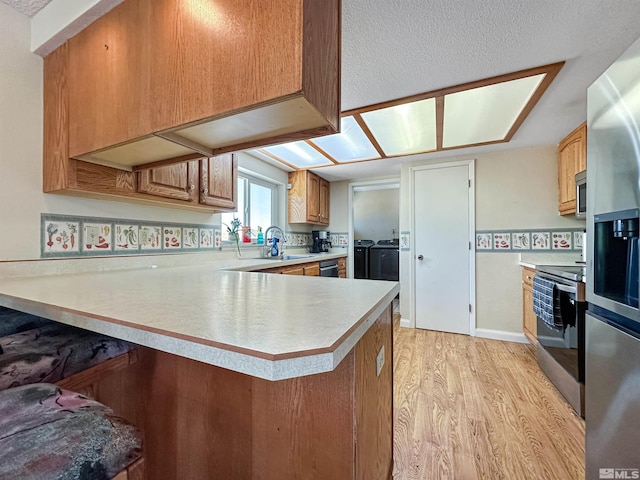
[41,214,222,258]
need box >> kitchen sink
[280,254,314,260]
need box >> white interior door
[413,163,472,334]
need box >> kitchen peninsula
[0,257,398,479]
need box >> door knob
[417,255,424,260]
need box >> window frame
[221,172,278,244]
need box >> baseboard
[474,328,529,344]
[399,317,412,329]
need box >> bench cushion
[0,323,134,391]
[0,307,52,337]
[0,383,142,480]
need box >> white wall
[327,180,349,234]
[399,145,584,334]
[353,188,399,242]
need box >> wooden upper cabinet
[60,0,340,169]
[138,160,199,202]
[67,1,153,159]
[199,154,237,209]
[319,177,330,225]
[557,123,587,215]
[288,170,330,225]
[136,153,237,210]
[306,172,321,222]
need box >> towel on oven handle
[532,275,564,329]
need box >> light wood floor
[392,324,585,480]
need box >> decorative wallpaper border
[283,232,349,248]
[475,228,584,252]
[41,215,352,258]
[400,231,410,251]
[41,214,222,258]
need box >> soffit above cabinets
[249,63,563,170]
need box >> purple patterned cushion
[0,383,142,480]
[0,323,134,391]
[0,307,53,337]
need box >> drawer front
[522,267,535,287]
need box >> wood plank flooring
[392,323,585,480]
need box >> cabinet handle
[189,184,195,191]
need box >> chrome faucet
[264,226,286,258]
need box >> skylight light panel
[360,98,437,156]
[442,74,546,148]
[309,116,380,162]
[262,141,334,168]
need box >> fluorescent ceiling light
[247,63,563,171]
[360,98,437,156]
[309,116,380,162]
[442,74,546,148]
[261,141,334,168]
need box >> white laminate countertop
[519,261,583,269]
[0,255,398,381]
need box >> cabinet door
[200,153,237,210]
[288,170,329,225]
[303,263,320,276]
[523,284,536,341]
[319,178,330,225]
[557,123,586,215]
[522,267,537,342]
[137,160,198,201]
[337,257,347,278]
[282,266,305,276]
[67,0,153,158]
[306,172,321,223]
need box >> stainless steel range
[534,265,586,417]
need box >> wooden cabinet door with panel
[288,170,330,225]
[306,172,321,223]
[319,177,330,225]
[137,160,198,202]
[303,263,320,276]
[338,257,347,278]
[199,153,237,209]
[557,123,587,215]
[282,266,305,276]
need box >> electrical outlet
[376,345,385,377]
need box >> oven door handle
[556,283,577,295]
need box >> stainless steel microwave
[575,170,586,219]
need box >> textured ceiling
[0,0,50,17]
[324,0,640,180]
[6,0,640,181]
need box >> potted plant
[224,217,242,256]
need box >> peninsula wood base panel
[90,304,393,480]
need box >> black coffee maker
[311,230,332,253]
[311,230,322,253]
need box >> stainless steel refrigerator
[586,35,640,479]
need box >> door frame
[409,159,476,335]
[347,178,400,279]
